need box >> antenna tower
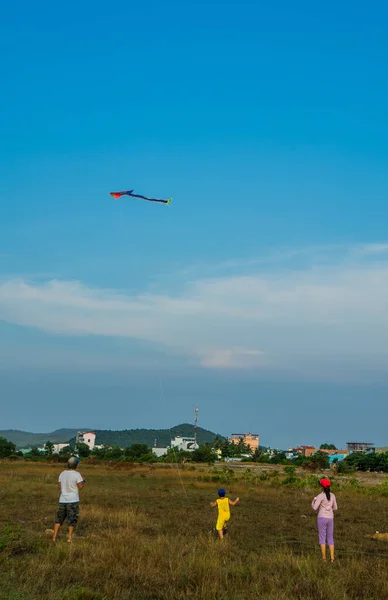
[194,407,199,447]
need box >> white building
[152,447,168,458]
[171,436,199,452]
[53,443,70,454]
[76,431,96,450]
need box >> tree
[24,447,42,460]
[269,450,290,465]
[236,438,250,455]
[220,439,235,458]
[124,444,151,461]
[0,437,16,458]
[251,447,264,462]
[191,444,218,463]
[44,441,54,457]
[90,446,107,459]
[59,445,72,456]
[340,450,388,473]
[293,454,311,467]
[76,442,90,458]
[212,435,224,450]
[320,443,337,450]
[308,451,330,470]
[219,439,250,459]
[104,446,123,460]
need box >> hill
[69,424,222,448]
[0,424,222,449]
[0,429,81,449]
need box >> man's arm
[76,472,85,491]
[210,501,217,507]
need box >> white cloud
[200,348,266,369]
[1,244,388,373]
[356,243,388,255]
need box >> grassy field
[1,462,388,600]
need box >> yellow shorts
[216,514,230,531]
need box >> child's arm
[229,497,240,506]
[312,495,321,511]
[210,501,217,507]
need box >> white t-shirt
[58,469,84,503]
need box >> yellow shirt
[216,497,230,517]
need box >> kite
[109,189,172,205]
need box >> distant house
[229,433,259,451]
[76,431,96,450]
[171,436,199,452]
[151,436,199,457]
[327,453,348,464]
[347,441,374,453]
[320,448,349,458]
[293,445,316,457]
[293,446,349,461]
[19,448,33,455]
[373,447,388,454]
[53,443,69,454]
[152,447,168,458]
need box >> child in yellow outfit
[210,488,240,539]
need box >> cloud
[1,243,388,374]
[356,243,388,255]
[200,348,266,368]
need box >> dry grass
[1,462,388,599]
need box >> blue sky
[1,0,388,447]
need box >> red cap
[320,478,331,488]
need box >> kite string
[156,367,190,504]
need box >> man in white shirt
[52,456,85,543]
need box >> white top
[58,469,84,503]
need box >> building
[293,445,316,457]
[171,436,199,452]
[76,431,96,450]
[53,443,69,454]
[229,433,259,451]
[152,447,169,458]
[321,448,348,457]
[293,446,349,460]
[151,436,199,457]
[327,453,348,464]
[347,441,374,453]
[373,447,388,454]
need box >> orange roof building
[229,433,259,451]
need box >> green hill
[69,424,222,448]
[0,424,223,449]
[0,429,81,449]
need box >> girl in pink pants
[312,478,338,562]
